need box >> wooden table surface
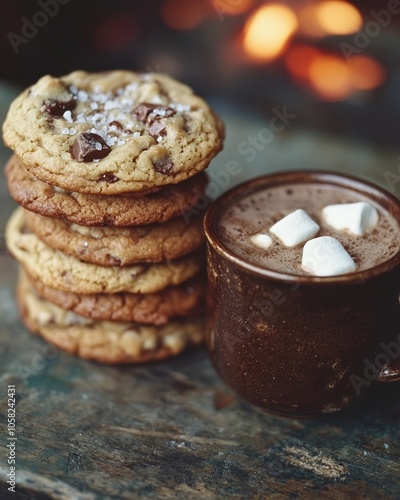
[0,85,399,499]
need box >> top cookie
[3,70,224,195]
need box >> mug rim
[204,169,400,285]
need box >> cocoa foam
[218,182,400,276]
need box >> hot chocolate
[204,171,400,417]
[218,182,399,276]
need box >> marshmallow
[270,209,320,247]
[301,236,356,277]
[322,202,379,236]
[250,233,273,249]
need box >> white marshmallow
[301,236,356,277]
[250,233,273,250]
[269,209,320,247]
[322,202,379,236]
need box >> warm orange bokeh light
[308,55,353,101]
[212,0,254,16]
[299,1,362,37]
[287,48,386,101]
[316,1,363,35]
[243,4,298,61]
[350,56,386,90]
[162,0,204,30]
[284,45,321,80]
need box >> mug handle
[377,362,400,382]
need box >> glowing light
[350,56,386,90]
[308,54,353,101]
[161,0,204,31]
[284,45,321,80]
[316,1,363,35]
[243,4,298,61]
[299,1,362,37]
[212,0,254,16]
[292,51,387,101]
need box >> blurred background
[0,0,400,194]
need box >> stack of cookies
[3,70,224,364]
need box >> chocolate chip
[43,97,76,117]
[133,103,159,122]
[153,156,174,175]
[71,133,111,162]
[147,120,166,138]
[134,103,176,124]
[109,120,123,130]
[98,172,119,183]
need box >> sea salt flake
[95,142,102,151]
[117,139,125,146]
[154,108,167,116]
[90,102,99,110]
[78,90,88,102]
[125,83,138,91]
[151,95,163,104]
[157,136,163,143]
[133,132,141,138]
[107,137,117,146]
[172,103,191,113]
[69,128,77,135]
[61,128,70,135]
[63,110,73,123]
[105,101,118,111]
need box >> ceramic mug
[204,171,400,417]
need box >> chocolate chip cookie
[28,273,205,325]
[6,208,204,294]
[25,209,205,266]
[5,155,208,226]
[3,70,224,194]
[18,271,204,364]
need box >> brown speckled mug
[204,171,400,417]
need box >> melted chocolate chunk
[98,172,119,183]
[153,156,174,175]
[71,133,111,162]
[134,102,176,124]
[133,103,159,122]
[43,97,76,117]
[147,120,166,138]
